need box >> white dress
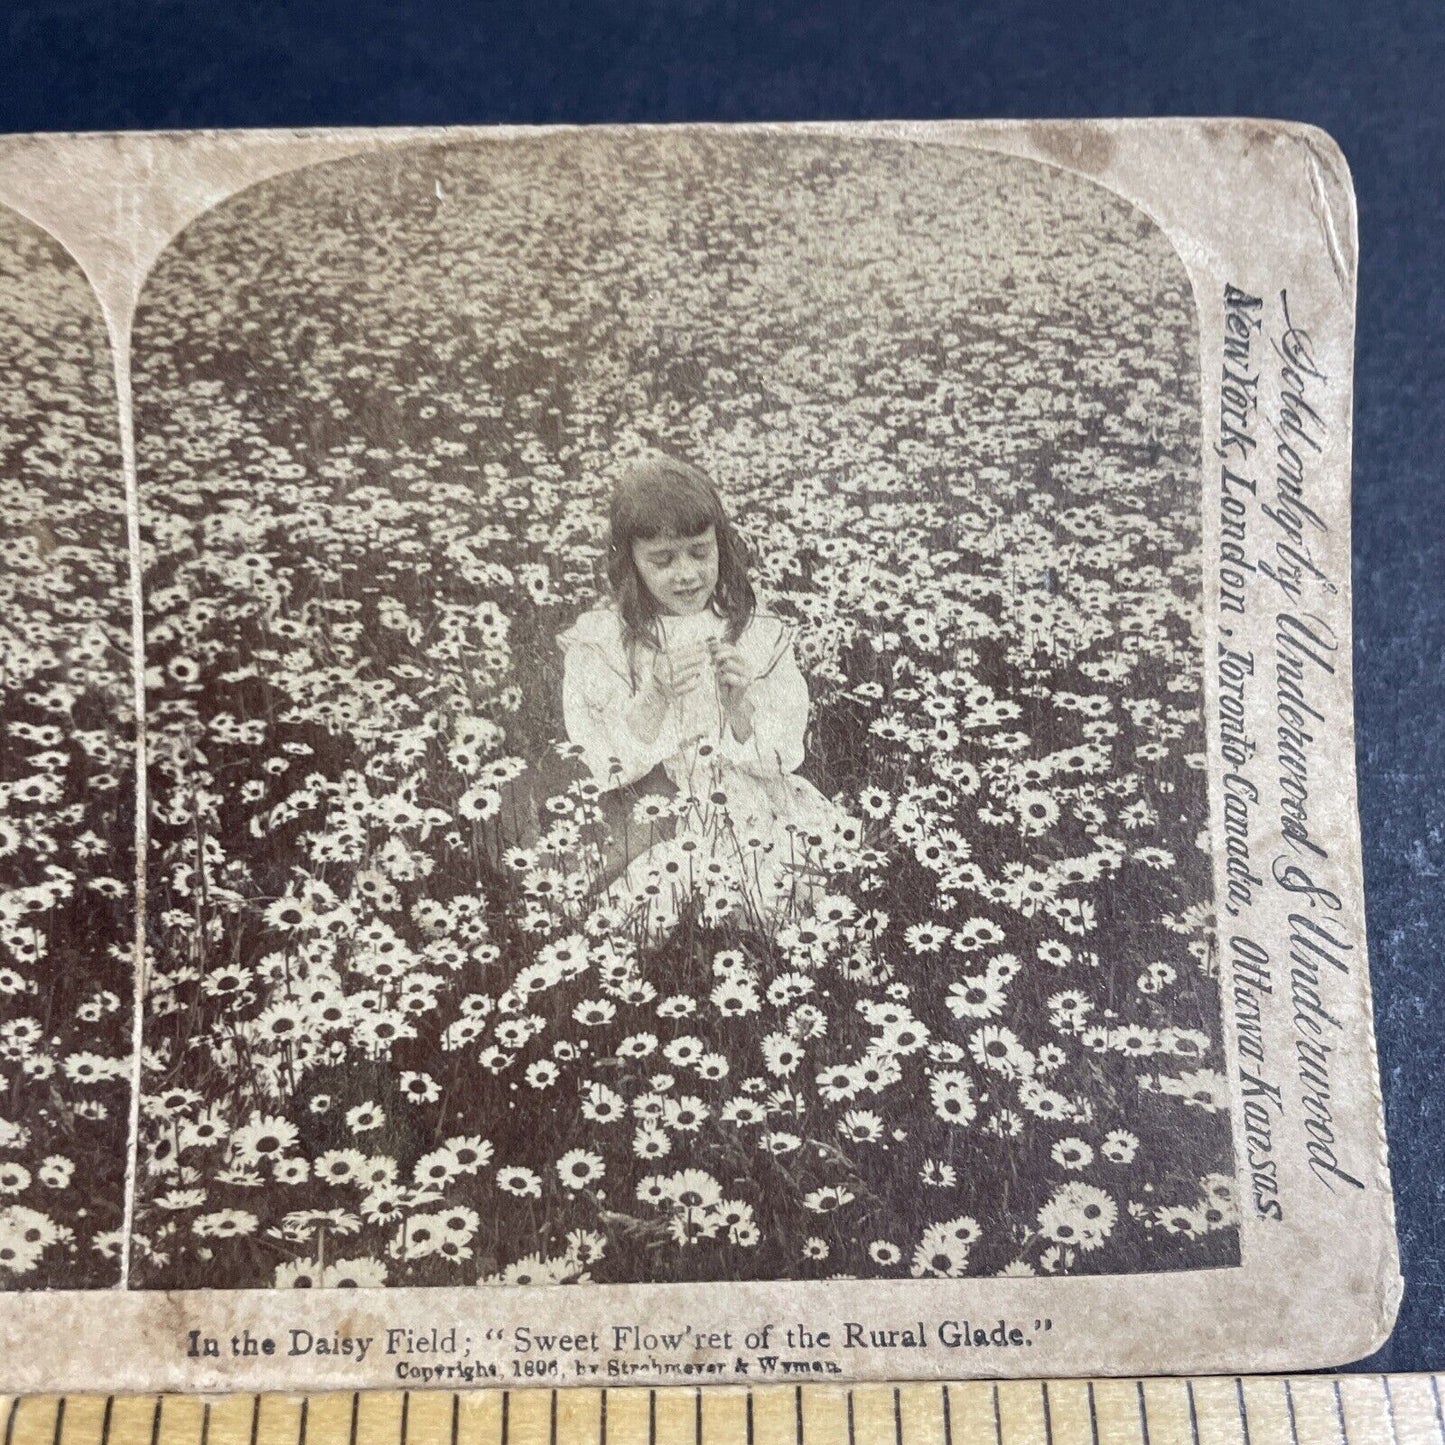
[557,605,859,930]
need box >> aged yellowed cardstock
[0,120,1398,1389]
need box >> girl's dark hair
[606,452,756,666]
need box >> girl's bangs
[616,462,719,541]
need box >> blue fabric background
[2,0,1440,1373]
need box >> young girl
[557,453,859,932]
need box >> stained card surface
[0,120,1398,1388]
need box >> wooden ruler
[4,1378,1444,1445]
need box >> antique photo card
[0,120,1400,1388]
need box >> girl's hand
[710,640,756,740]
[649,642,709,703]
[627,644,709,746]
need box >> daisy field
[6,132,1239,1291]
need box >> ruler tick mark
[694,1389,701,1445]
[1332,1379,1347,1445]
[894,1388,904,1445]
[150,1397,164,1445]
[1185,1381,1200,1445]
[942,1388,954,1445]
[1382,1376,1400,1445]
[1429,1375,1445,1445]
[747,1391,755,1445]
[993,1385,1003,1445]
[846,1392,856,1445]
[1284,1380,1301,1445]
[298,1399,308,1445]
[1087,1383,1100,1445]
[249,1396,260,1445]
[1137,1382,1151,1445]
[450,1396,458,1445]
[51,1396,66,1445]
[1040,1383,1053,1445]
[1236,1377,1251,1445]
[599,1390,607,1445]
[794,1388,803,1445]
[502,1392,511,1445]
[401,1394,410,1445]
[200,1403,211,1445]
[101,1398,114,1445]
[548,1393,556,1445]
[647,1391,655,1445]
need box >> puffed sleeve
[718,617,808,776]
[559,610,681,790]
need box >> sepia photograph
[0,206,134,1289]
[121,131,1237,1291]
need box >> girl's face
[631,525,719,616]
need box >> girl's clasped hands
[646,638,756,744]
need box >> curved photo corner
[0,203,136,1289]
[127,131,1235,1291]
